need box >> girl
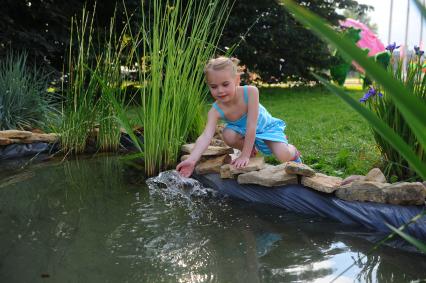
[176,56,301,177]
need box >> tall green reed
[114,0,231,175]
[0,52,55,130]
[60,7,99,153]
[61,6,128,154]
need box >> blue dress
[212,85,288,155]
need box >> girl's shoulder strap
[212,102,225,119]
[243,85,249,104]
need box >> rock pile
[180,139,234,174]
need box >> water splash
[146,170,220,211]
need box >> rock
[210,138,226,147]
[230,157,265,175]
[384,182,426,206]
[284,161,315,177]
[180,154,190,162]
[336,181,389,203]
[181,143,233,156]
[180,154,208,163]
[237,164,298,187]
[341,175,366,186]
[195,155,232,175]
[17,133,59,144]
[365,168,387,183]
[219,157,266,178]
[213,124,225,140]
[220,164,234,179]
[0,137,14,146]
[336,181,426,205]
[301,173,342,193]
[0,130,32,139]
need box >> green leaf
[413,0,426,18]
[313,74,426,180]
[386,223,426,252]
[280,0,426,157]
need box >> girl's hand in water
[176,158,196,177]
[232,155,250,168]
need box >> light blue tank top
[212,85,288,155]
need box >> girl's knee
[266,141,294,162]
[222,129,243,146]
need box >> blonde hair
[204,56,240,77]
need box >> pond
[0,156,425,282]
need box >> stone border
[182,137,426,206]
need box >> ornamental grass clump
[60,7,128,153]
[0,52,54,130]
[361,49,426,181]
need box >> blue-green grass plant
[0,52,54,130]
[113,0,232,175]
[280,0,426,180]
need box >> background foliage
[1,0,371,82]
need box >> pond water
[0,156,425,283]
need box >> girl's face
[206,68,240,103]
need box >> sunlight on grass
[257,86,380,176]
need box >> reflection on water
[0,156,425,283]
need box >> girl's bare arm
[185,108,219,162]
[241,86,259,158]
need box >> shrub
[0,52,53,130]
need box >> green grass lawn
[257,86,381,177]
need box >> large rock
[301,173,342,193]
[0,130,32,139]
[284,161,315,177]
[336,181,389,203]
[336,181,426,205]
[195,154,231,175]
[384,182,426,206]
[365,168,387,183]
[181,143,233,156]
[237,164,298,187]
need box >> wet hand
[176,159,196,178]
[232,156,250,169]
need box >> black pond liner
[0,133,143,161]
[193,173,426,243]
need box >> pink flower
[340,18,385,73]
